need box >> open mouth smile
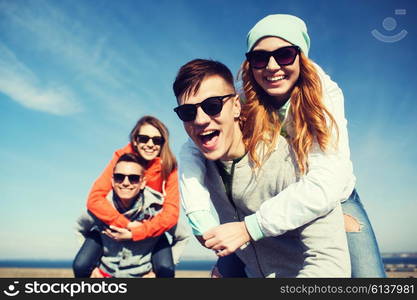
[198,130,220,150]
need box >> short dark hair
[114,153,148,172]
[173,59,235,102]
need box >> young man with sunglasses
[173,59,350,277]
[173,64,244,163]
[77,153,182,278]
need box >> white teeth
[200,130,215,136]
[266,76,285,81]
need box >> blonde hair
[239,52,338,174]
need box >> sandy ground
[0,268,415,278]
[0,268,210,278]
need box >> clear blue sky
[1,0,416,260]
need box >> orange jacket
[86,143,179,241]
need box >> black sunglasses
[174,94,235,122]
[245,46,300,69]
[136,134,165,146]
[113,173,141,184]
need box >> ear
[139,176,147,190]
[233,95,241,119]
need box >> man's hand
[203,222,251,257]
[103,225,133,241]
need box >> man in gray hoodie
[77,153,189,278]
[172,59,350,277]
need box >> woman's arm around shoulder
[86,143,134,228]
[130,167,180,241]
[178,138,219,235]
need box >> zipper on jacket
[215,158,265,277]
[230,161,265,277]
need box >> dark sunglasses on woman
[174,94,235,122]
[113,173,141,184]
[245,45,300,69]
[136,134,165,146]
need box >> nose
[145,138,154,147]
[194,106,211,126]
[266,56,281,71]
[122,176,130,186]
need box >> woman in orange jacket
[73,115,181,278]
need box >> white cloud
[0,0,162,119]
[0,43,82,115]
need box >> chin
[141,153,156,161]
[119,193,133,199]
[267,81,296,98]
[200,148,226,161]
[264,86,289,98]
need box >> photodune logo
[3,281,20,297]
[371,9,408,43]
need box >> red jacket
[86,143,179,241]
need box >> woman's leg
[151,234,175,278]
[342,189,386,277]
[72,230,103,278]
[216,253,247,277]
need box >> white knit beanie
[246,14,310,57]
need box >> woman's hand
[103,225,133,241]
[127,221,142,230]
[203,222,251,257]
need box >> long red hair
[239,53,338,174]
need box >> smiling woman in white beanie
[238,14,385,278]
[178,14,386,278]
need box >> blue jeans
[217,253,247,277]
[341,189,386,277]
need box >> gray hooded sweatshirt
[204,136,350,278]
[77,186,180,278]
